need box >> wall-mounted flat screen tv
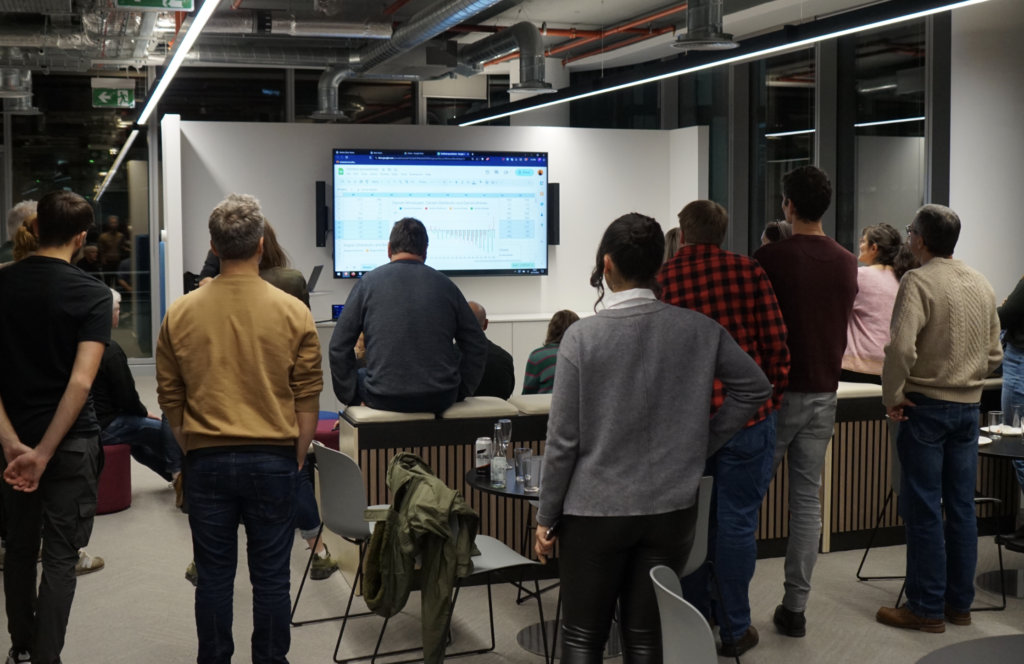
[333,149,549,278]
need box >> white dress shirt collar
[602,288,657,311]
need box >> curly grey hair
[208,193,265,261]
[7,200,37,238]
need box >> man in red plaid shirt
[659,200,789,658]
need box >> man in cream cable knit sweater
[877,204,1002,633]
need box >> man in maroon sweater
[753,166,858,639]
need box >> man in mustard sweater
[878,204,1002,633]
[157,193,323,663]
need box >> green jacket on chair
[362,452,480,664]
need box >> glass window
[159,68,286,122]
[569,65,660,129]
[848,20,926,250]
[749,48,816,253]
[10,73,153,357]
[677,67,730,209]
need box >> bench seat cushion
[342,406,435,424]
[507,394,552,416]
[441,396,519,419]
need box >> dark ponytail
[894,242,920,281]
[861,223,902,268]
[590,213,665,310]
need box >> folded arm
[707,326,773,457]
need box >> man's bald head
[468,301,487,331]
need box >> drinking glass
[514,448,532,482]
[1013,405,1023,432]
[988,411,1004,439]
[524,457,542,493]
[490,456,508,489]
[499,419,513,456]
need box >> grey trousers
[2,437,101,664]
[771,392,838,613]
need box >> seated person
[523,310,580,395]
[468,301,515,399]
[93,289,184,504]
[329,218,488,414]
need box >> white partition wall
[162,120,709,409]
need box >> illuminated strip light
[95,129,139,202]
[765,128,816,138]
[136,0,221,125]
[854,116,926,128]
[459,0,989,127]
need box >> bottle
[475,437,492,478]
[494,423,503,458]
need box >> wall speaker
[315,181,329,247]
[547,182,560,246]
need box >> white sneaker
[6,648,30,663]
[75,549,105,576]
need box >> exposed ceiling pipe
[203,11,392,39]
[133,12,159,59]
[314,69,454,121]
[457,22,554,94]
[562,25,676,66]
[487,2,687,67]
[0,67,32,97]
[449,24,650,39]
[185,43,356,67]
[671,0,736,50]
[315,0,506,118]
[383,0,415,15]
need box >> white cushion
[836,381,883,400]
[507,394,552,415]
[342,406,435,424]
[440,396,519,420]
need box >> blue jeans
[296,458,320,541]
[1000,344,1024,488]
[101,413,183,481]
[187,451,298,664]
[897,393,979,619]
[681,413,776,642]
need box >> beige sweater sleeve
[882,274,926,408]
[155,309,186,427]
[291,309,324,413]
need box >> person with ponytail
[534,212,772,664]
[841,223,908,384]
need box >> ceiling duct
[4,70,38,114]
[672,0,738,51]
[187,43,356,68]
[457,22,554,94]
[0,68,31,97]
[204,11,392,39]
[314,0,506,119]
[0,0,71,13]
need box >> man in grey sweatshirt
[329,218,488,414]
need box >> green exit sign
[93,88,135,109]
[114,0,193,11]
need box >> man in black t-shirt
[468,301,516,399]
[0,190,111,664]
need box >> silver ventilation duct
[188,43,357,68]
[457,22,554,94]
[672,0,738,51]
[314,0,505,119]
[0,68,31,97]
[204,11,392,40]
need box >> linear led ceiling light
[95,129,139,202]
[854,116,927,128]
[765,128,816,138]
[458,0,989,126]
[136,0,221,125]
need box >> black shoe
[719,626,759,657]
[773,604,806,637]
[6,648,31,664]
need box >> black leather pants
[558,506,698,664]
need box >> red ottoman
[97,444,132,515]
[316,419,340,451]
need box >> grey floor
[7,375,1021,663]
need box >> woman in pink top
[841,224,918,384]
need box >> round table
[916,635,1024,664]
[977,435,1024,598]
[464,463,623,660]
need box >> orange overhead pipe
[383,0,415,15]
[561,25,677,66]
[485,2,687,66]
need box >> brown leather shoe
[719,626,759,657]
[876,605,945,633]
[944,605,971,626]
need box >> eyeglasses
[906,224,916,237]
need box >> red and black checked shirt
[658,244,790,426]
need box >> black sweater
[92,339,148,429]
[998,276,1024,352]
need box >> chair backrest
[313,441,371,540]
[650,565,718,664]
[681,475,713,578]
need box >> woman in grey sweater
[535,213,772,664]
